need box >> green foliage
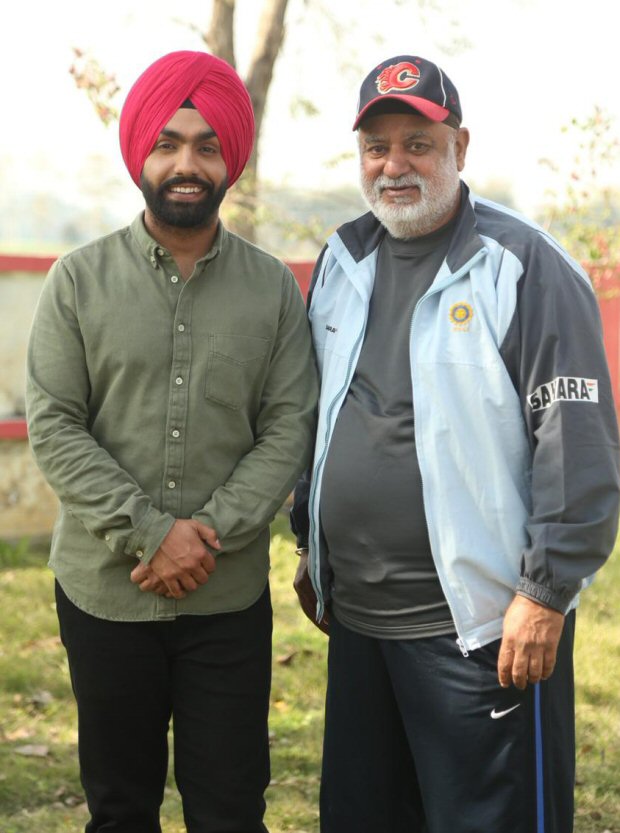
[1,522,618,831]
[573,546,620,832]
[289,97,321,118]
[540,107,620,287]
[221,180,367,259]
[69,48,120,126]
[0,539,30,569]
[0,519,327,831]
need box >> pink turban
[119,51,255,188]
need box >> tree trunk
[204,0,236,68]
[204,0,290,242]
[245,0,289,148]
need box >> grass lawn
[0,517,618,832]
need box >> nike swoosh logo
[490,704,522,719]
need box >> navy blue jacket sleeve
[500,236,620,612]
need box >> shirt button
[175,377,183,385]
[168,480,176,489]
[171,275,179,284]
[136,549,144,558]
[171,429,180,438]
[177,323,185,332]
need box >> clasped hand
[130,519,220,600]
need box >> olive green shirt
[26,214,318,621]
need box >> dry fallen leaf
[276,651,297,665]
[21,636,62,652]
[5,727,33,741]
[276,648,317,665]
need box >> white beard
[361,148,461,239]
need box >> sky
[1,0,618,245]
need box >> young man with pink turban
[26,51,318,833]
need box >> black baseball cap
[353,55,462,130]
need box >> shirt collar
[129,212,227,270]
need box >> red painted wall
[0,254,57,272]
[0,254,313,287]
[591,265,620,414]
[0,254,315,440]
[2,255,620,438]
[600,298,620,411]
[0,419,28,439]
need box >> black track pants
[321,612,576,833]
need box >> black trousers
[56,581,272,833]
[321,612,576,833]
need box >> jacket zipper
[309,323,367,620]
[408,249,488,656]
[310,244,487,645]
[456,638,470,657]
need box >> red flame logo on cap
[376,62,420,94]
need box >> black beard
[140,173,228,229]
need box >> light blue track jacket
[295,186,620,652]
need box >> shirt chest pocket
[205,334,271,410]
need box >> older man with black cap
[27,50,317,833]
[292,54,620,832]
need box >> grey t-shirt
[321,221,457,638]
